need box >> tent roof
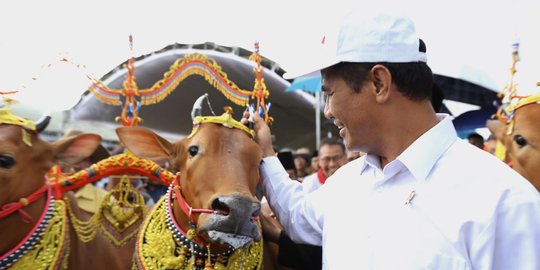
[67,43,333,150]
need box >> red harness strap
[0,185,49,223]
[172,175,228,224]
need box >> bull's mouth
[197,212,261,249]
[206,230,255,249]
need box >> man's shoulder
[333,157,366,175]
[435,139,538,202]
[302,172,318,183]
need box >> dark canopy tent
[67,43,335,150]
[434,74,500,137]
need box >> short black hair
[322,62,433,101]
[322,39,433,101]
[431,83,445,112]
[319,137,345,153]
[467,132,484,141]
[277,151,296,170]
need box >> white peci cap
[284,12,427,79]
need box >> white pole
[315,91,321,150]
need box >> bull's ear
[115,127,174,164]
[53,134,102,165]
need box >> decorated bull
[117,94,264,270]
[0,107,133,269]
[486,43,540,192]
[487,92,540,191]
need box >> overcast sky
[1,0,539,111]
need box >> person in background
[59,129,110,214]
[247,11,540,269]
[485,134,497,154]
[143,180,168,203]
[302,138,347,193]
[308,150,319,175]
[278,151,298,180]
[467,132,485,149]
[293,150,310,180]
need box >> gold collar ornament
[4,197,70,270]
[133,194,262,270]
[65,175,147,247]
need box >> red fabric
[317,169,327,185]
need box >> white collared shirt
[261,114,540,270]
[301,172,323,193]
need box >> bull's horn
[191,93,208,120]
[35,112,51,133]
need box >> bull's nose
[211,195,261,219]
[207,195,261,240]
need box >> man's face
[310,156,319,171]
[322,74,378,152]
[318,144,347,178]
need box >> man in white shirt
[245,11,540,270]
[302,137,348,193]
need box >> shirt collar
[359,114,458,182]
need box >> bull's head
[116,99,262,249]
[487,97,540,191]
[0,108,103,250]
[0,108,103,201]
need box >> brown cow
[117,96,263,269]
[0,108,131,269]
[487,92,540,191]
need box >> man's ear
[370,64,392,103]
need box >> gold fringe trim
[10,200,69,270]
[65,176,147,247]
[135,197,262,270]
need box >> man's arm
[470,193,540,270]
[243,111,324,245]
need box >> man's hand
[260,202,282,243]
[241,110,275,157]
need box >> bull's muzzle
[198,194,261,248]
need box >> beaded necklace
[165,186,235,259]
[133,186,262,270]
[0,189,69,270]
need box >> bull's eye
[188,145,199,157]
[0,155,15,169]
[513,134,528,148]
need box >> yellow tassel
[495,140,507,161]
[186,228,197,241]
[204,244,214,270]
